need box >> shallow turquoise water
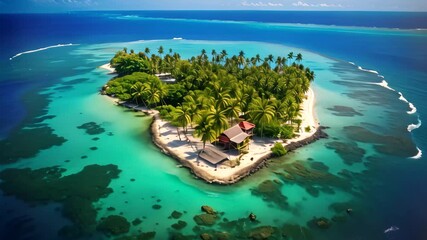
[0,39,421,239]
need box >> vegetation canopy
[104,46,315,142]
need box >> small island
[101,46,325,184]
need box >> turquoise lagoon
[0,39,421,239]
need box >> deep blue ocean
[0,11,427,239]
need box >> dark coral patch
[97,215,130,235]
[325,141,365,165]
[0,164,121,237]
[343,126,418,157]
[251,180,288,209]
[275,161,353,196]
[77,122,105,135]
[152,204,161,210]
[0,126,67,164]
[327,105,363,117]
[132,218,142,226]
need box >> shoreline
[148,87,326,184]
[100,64,327,184]
[99,63,116,73]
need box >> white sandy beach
[99,63,116,73]
[150,87,319,184]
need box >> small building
[239,121,256,135]
[155,73,176,83]
[199,146,229,166]
[219,122,255,150]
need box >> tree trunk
[177,128,181,141]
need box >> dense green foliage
[105,47,315,145]
[271,142,288,157]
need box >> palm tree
[287,52,294,65]
[207,106,229,135]
[238,51,245,68]
[305,67,315,82]
[211,49,217,63]
[220,50,228,63]
[296,53,303,63]
[194,112,217,151]
[275,56,284,73]
[172,105,192,135]
[255,54,261,66]
[225,99,241,125]
[130,82,149,108]
[249,98,275,137]
[267,54,274,64]
[158,46,164,58]
[144,47,150,54]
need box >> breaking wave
[351,62,417,115]
[407,118,421,132]
[410,147,423,159]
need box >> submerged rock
[171,210,183,219]
[193,214,218,226]
[171,220,187,230]
[97,215,130,235]
[201,205,216,215]
[249,213,257,222]
[248,226,275,239]
[200,233,213,240]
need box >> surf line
[410,147,423,159]
[350,62,417,115]
[9,43,76,60]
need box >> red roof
[219,135,231,143]
[239,121,255,131]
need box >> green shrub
[255,124,295,139]
[305,126,311,132]
[156,105,175,120]
[271,142,287,157]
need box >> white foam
[173,37,183,40]
[398,92,417,114]
[407,102,417,114]
[376,80,395,91]
[357,66,379,74]
[398,92,408,103]
[410,147,423,159]
[384,226,399,233]
[10,43,75,60]
[407,118,422,132]
[352,62,420,121]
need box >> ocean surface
[0,11,426,239]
